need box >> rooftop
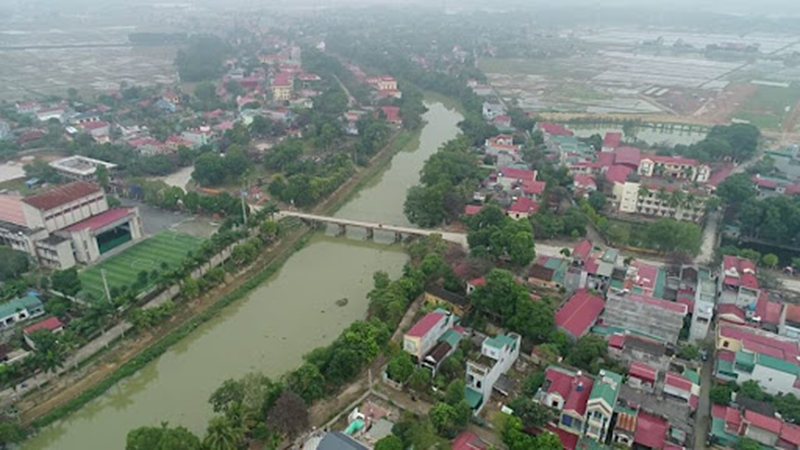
[555,289,605,338]
[49,155,116,177]
[23,316,63,335]
[590,370,623,407]
[0,296,42,320]
[0,195,27,227]
[64,208,133,232]
[634,411,668,449]
[405,312,445,338]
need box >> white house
[465,333,521,414]
[403,310,457,363]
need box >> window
[723,341,729,348]
[561,415,572,427]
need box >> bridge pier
[337,224,346,236]
[394,232,403,243]
[365,228,374,240]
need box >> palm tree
[203,416,244,450]
[637,184,650,199]
[656,188,669,205]
[669,190,684,209]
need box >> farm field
[80,230,204,300]
[729,83,800,130]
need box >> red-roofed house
[634,412,668,450]
[664,372,698,403]
[720,255,760,308]
[497,166,536,187]
[572,239,593,264]
[743,409,782,447]
[605,165,633,185]
[126,138,165,156]
[464,205,483,216]
[555,289,605,341]
[23,317,64,349]
[452,431,487,450]
[538,366,594,437]
[379,106,401,124]
[717,304,746,324]
[707,163,735,189]
[537,122,574,137]
[507,197,540,220]
[79,120,110,138]
[485,135,521,160]
[466,277,485,295]
[403,311,456,363]
[782,303,800,340]
[573,174,597,197]
[601,132,622,152]
[628,362,658,392]
[490,114,513,131]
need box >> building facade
[465,333,520,414]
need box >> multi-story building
[718,255,760,309]
[403,310,457,363]
[602,292,688,344]
[0,182,143,269]
[465,333,520,414]
[538,366,593,438]
[272,72,293,101]
[715,325,800,396]
[584,370,623,443]
[637,155,711,183]
[616,181,707,222]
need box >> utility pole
[101,268,112,303]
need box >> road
[695,210,720,266]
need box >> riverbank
[20,119,427,435]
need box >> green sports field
[80,230,204,300]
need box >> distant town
[0,4,799,450]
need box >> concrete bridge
[274,211,469,247]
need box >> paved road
[693,338,715,449]
[695,210,720,266]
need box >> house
[126,138,165,156]
[0,182,143,269]
[36,106,67,123]
[507,196,539,220]
[482,102,506,121]
[165,135,194,151]
[780,303,800,339]
[424,287,469,316]
[0,296,44,330]
[602,292,688,344]
[380,106,401,124]
[16,101,40,115]
[573,175,597,197]
[154,99,176,112]
[403,310,457,363]
[714,325,800,396]
[638,154,711,183]
[263,108,295,123]
[663,372,699,405]
[584,370,623,443]
[601,132,622,152]
[536,365,594,438]
[719,255,760,309]
[271,72,293,101]
[628,362,659,393]
[79,121,110,139]
[490,115,513,132]
[343,110,365,135]
[181,127,213,147]
[422,328,463,376]
[452,431,487,450]
[485,135,521,160]
[315,432,368,450]
[527,255,568,289]
[465,333,520,414]
[554,289,605,341]
[466,277,485,295]
[633,411,670,450]
[536,122,573,137]
[49,155,117,182]
[23,317,64,349]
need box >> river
[25,101,463,449]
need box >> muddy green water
[25,101,463,449]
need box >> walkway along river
[24,100,464,449]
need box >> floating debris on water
[335,297,349,307]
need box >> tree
[717,173,756,210]
[386,352,415,384]
[710,384,733,405]
[203,416,244,450]
[588,190,606,212]
[566,335,607,373]
[374,434,404,450]
[52,267,82,297]
[193,153,227,186]
[126,423,202,450]
[0,248,30,282]
[266,391,308,438]
[534,432,562,450]
[284,363,325,404]
[429,401,470,438]
[508,396,555,429]
[444,379,466,406]
[735,437,763,450]
[522,370,546,396]
[408,368,431,392]
[0,422,25,449]
[739,380,768,402]
[762,253,779,269]
[677,343,700,361]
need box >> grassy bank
[31,230,315,430]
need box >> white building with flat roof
[49,156,117,182]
